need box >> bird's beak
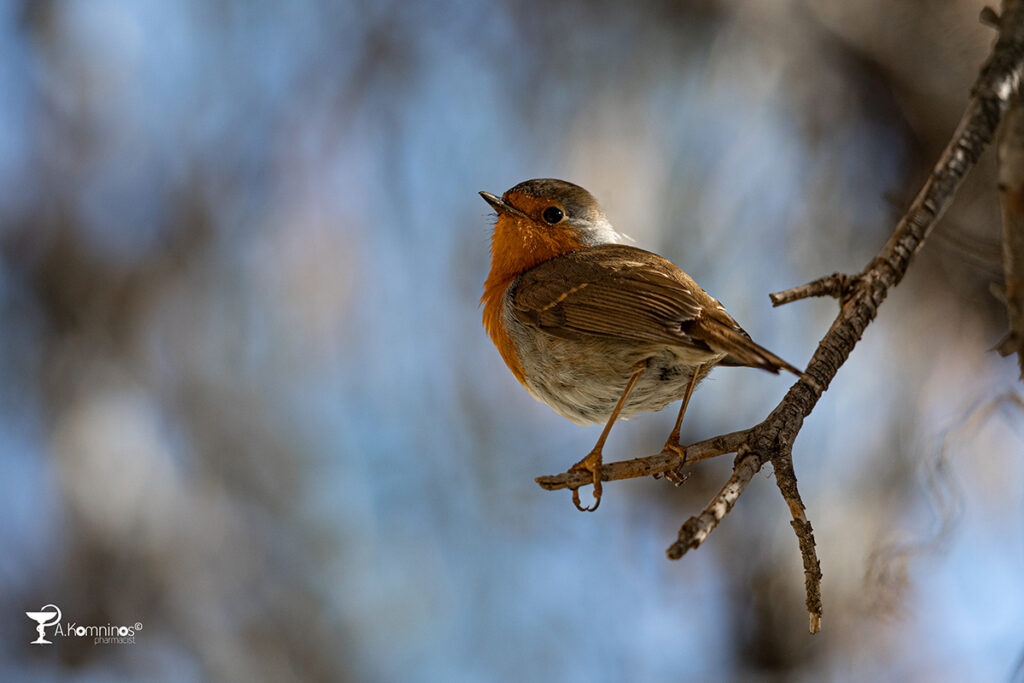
[479,191,529,219]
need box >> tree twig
[996,92,1024,377]
[534,429,749,491]
[665,446,759,559]
[769,273,857,307]
[770,447,823,634]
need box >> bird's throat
[484,214,586,290]
[481,214,586,386]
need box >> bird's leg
[660,363,704,467]
[569,361,647,512]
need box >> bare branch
[769,273,857,307]
[665,447,760,559]
[996,93,1024,377]
[771,449,823,634]
[534,429,748,491]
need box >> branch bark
[534,430,749,491]
[996,93,1024,377]
[534,0,1024,633]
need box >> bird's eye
[542,206,564,224]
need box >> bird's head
[480,179,624,282]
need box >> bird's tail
[690,317,802,377]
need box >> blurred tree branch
[537,0,1024,634]
[996,94,1024,377]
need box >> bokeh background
[1,0,1023,680]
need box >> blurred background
[1,0,1022,680]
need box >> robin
[480,179,801,511]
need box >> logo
[25,604,61,645]
[25,604,142,646]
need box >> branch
[770,448,823,634]
[533,0,1024,633]
[996,93,1024,377]
[769,273,858,307]
[534,430,749,491]
[666,446,759,559]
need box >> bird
[480,179,801,511]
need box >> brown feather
[684,316,801,376]
[512,244,801,376]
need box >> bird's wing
[512,244,717,350]
[512,244,800,375]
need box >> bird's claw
[568,450,603,512]
[570,486,600,512]
[658,440,689,485]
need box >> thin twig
[771,448,823,634]
[769,273,857,307]
[534,429,749,491]
[996,92,1024,377]
[666,447,760,559]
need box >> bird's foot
[568,448,603,512]
[658,438,689,484]
[661,437,687,461]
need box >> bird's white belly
[505,308,722,425]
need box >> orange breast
[479,200,585,387]
[481,278,526,385]
[481,199,588,386]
